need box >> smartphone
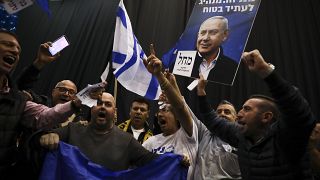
[49,35,70,56]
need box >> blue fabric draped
[39,142,187,180]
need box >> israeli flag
[111,0,161,100]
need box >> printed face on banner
[164,0,261,86]
[196,17,228,59]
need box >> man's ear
[51,88,56,97]
[146,110,150,119]
[222,30,229,42]
[114,108,118,123]
[261,111,274,124]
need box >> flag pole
[113,77,118,124]
[113,77,118,106]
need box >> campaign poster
[163,0,261,85]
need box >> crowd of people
[0,27,319,180]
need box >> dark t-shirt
[53,123,158,171]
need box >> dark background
[13,0,320,126]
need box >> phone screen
[49,35,70,56]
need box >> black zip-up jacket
[198,71,316,180]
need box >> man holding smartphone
[0,29,81,179]
[17,35,70,104]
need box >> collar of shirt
[199,48,220,79]
[131,126,145,140]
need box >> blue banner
[40,142,187,180]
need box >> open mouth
[133,116,142,121]
[59,98,69,103]
[98,111,106,118]
[158,118,167,126]
[237,120,245,126]
[3,56,16,65]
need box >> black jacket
[198,71,316,180]
[191,48,239,85]
[0,76,26,172]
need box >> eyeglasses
[55,87,76,96]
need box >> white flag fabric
[111,0,161,100]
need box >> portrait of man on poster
[191,16,239,85]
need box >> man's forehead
[0,32,20,46]
[56,80,76,89]
[217,104,235,111]
[132,101,148,107]
[200,19,222,29]
[244,98,264,107]
[0,32,18,41]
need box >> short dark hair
[0,28,19,41]
[218,100,234,107]
[217,99,237,114]
[131,97,150,110]
[249,94,280,122]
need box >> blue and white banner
[111,0,161,100]
[39,142,187,180]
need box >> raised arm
[17,42,60,91]
[242,49,316,146]
[242,49,315,126]
[144,45,193,137]
[33,42,60,70]
[196,74,240,146]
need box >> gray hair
[200,16,229,31]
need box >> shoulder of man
[143,129,153,142]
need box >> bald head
[100,92,116,106]
[55,80,77,91]
[90,92,117,132]
[52,80,77,106]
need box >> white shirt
[199,49,220,79]
[143,120,198,180]
[131,126,145,140]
